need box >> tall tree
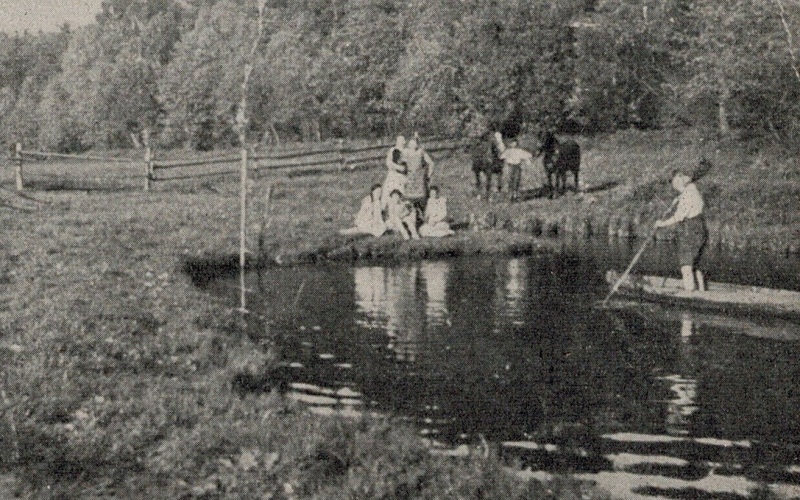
[160,0,272,148]
[321,0,409,138]
[0,29,69,146]
[672,0,800,135]
[570,0,671,132]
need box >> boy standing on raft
[655,171,708,292]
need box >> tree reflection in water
[223,254,800,498]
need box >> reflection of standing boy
[497,139,533,202]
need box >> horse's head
[540,130,556,144]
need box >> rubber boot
[681,265,696,291]
[695,270,706,292]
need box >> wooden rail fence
[8,136,467,192]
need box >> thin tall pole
[14,143,23,191]
[239,138,248,314]
[602,198,679,306]
[143,129,152,192]
[774,0,800,84]
[237,0,269,315]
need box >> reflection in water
[422,261,449,324]
[504,258,526,326]
[353,266,385,329]
[216,252,800,500]
[662,315,699,437]
[355,265,414,360]
[354,262,452,363]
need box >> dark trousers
[508,164,522,200]
[678,215,708,267]
[408,196,427,226]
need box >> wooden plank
[605,270,800,321]
[153,156,240,169]
[19,149,137,163]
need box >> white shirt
[424,197,447,225]
[499,147,533,165]
[666,183,704,225]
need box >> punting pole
[601,197,679,307]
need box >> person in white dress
[340,183,387,237]
[382,136,408,209]
[419,186,454,237]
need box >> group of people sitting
[341,134,454,239]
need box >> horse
[540,131,580,198]
[469,133,504,198]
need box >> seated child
[339,183,387,237]
[386,189,419,240]
[419,185,454,237]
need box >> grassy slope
[0,129,796,498]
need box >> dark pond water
[205,240,800,498]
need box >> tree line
[1,0,799,152]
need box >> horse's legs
[474,169,481,191]
[553,172,563,198]
[574,169,579,192]
[496,170,503,193]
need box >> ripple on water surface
[204,241,800,499]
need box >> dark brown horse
[470,132,504,198]
[540,131,580,198]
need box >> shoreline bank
[1,128,797,498]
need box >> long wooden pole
[237,0,269,315]
[239,142,248,313]
[602,198,679,306]
[14,143,23,191]
[143,129,152,192]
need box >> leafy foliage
[1,0,800,150]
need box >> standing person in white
[655,171,708,292]
[494,132,534,202]
[382,136,408,209]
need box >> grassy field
[0,129,797,498]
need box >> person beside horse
[470,131,505,199]
[494,132,534,202]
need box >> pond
[204,240,800,498]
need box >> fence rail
[18,150,138,163]
[6,136,468,191]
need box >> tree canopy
[1,0,799,150]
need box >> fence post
[338,138,348,171]
[14,143,23,191]
[142,129,152,192]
